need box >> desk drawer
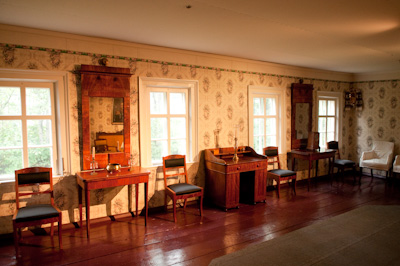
[227,160,267,173]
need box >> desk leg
[85,188,90,238]
[78,185,82,229]
[145,182,148,226]
[136,184,139,217]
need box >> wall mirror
[291,83,313,149]
[81,65,131,170]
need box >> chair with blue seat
[13,167,62,256]
[263,147,296,198]
[327,141,357,184]
[162,155,203,223]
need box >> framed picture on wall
[112,98,124,124]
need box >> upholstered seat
[393,156,400,179]
[327,141,358,184]
[360,140,394,180]
[15,204,60,223]
[163,155,203,223]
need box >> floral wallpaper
[0,41,398,235]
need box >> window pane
[151,140,168,164]
[27,120,52,146]
[0,120,22,147]
[266,135,276,146]
[253,98,264,116]
[26,88,51,115]
[151,118,167,139]
[327,117,335,132]
[150,92,167,114]
[327,132,335,143]
[327,100,335,116]
[253,118,264,135]
[171,139,186,155]
[0,87,21,116]
[0,149,23,177]
[319,133,326,149]
[318,117,326,132]
[265,98,276,116]
[266,118,276,135]
[28,147,51,167]
[253,136,264,154]
[170,93,186,114]
[318,100,326,115]
[170,118,186,139]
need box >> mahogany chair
[263,147,296,198]
[13,167,62,255]
[162,155,203,223]
[327,141,357,184]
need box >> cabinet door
[225,173,240,209]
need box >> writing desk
[76,166,150,238]
[288,149,335,191]
[205,146,268,211]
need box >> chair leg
[173,198,177,223]
[292,178,296,195]
[370,169,374,183]
[164,193,168,213]
[276,181,280,198]
[59,213,62,249]
[50,222,54,236]
[199,195,203,217]
[13,222,19,257]
[184,199,187,210]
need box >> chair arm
[360,150,375,161]
[394,155,400,166]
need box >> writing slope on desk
[204,146,267,211]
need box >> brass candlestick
[232,137,239,163]
[90,157,98,175]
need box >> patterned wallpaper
[0,42,398,235]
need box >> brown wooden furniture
[76,166,150,238]
[288,149,335,191]
[80,65,132,170]
[162,155,203,223]
[291,83,313,149]
[13,167,62,255]
[263,147,296,198]
[204,146,267,211]
[327,141,357,184]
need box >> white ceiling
[0,0,399,74]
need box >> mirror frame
[291,83,313,150]
[81,64,132,170]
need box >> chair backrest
[162,155,188,189]
[263,147,280,169]
[372,141,394,161]
[327,141,341,159]
[14,167,54,210]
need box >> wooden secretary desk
[204,146,268,211]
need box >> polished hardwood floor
[1,174,400,266]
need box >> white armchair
[394,155,400,178]
[359,140,394,179]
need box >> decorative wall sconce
[345,88,363,111]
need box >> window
[139,77,198,167]
[317,92,342,149]
[0,70,69,182]
[248,86,285,154]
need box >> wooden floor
[1,174,400,266]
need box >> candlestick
[92,146,95,159]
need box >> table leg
[78,185,82,229]
[308,159,312,191]
[136,183,139,217]
[145,182,148,226]
[85,188,90,238]
[316,160,319,178]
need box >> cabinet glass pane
[27,119,52,146]
[26,88,51,115]
[253,98,264,116]
[170,118,186,139]
[150,92,167,114]
[151,118,167,139]
[265,98,276,116]
[170,93,186,114]
[0,87,21,116]
[0,120,22,147]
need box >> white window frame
[139,77,198,167]
[248,86,286,153]
[0,69,70,182]
[316,91,342,148]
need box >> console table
[204,146,268,211]
[76,166,150,238]
[288,149,335,191]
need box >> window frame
[139,77,198,167]
[248,86,286,154]
[316,91,343,149]
[0,69,70,182]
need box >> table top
[76,166,150,182]
[289,149,335,155]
